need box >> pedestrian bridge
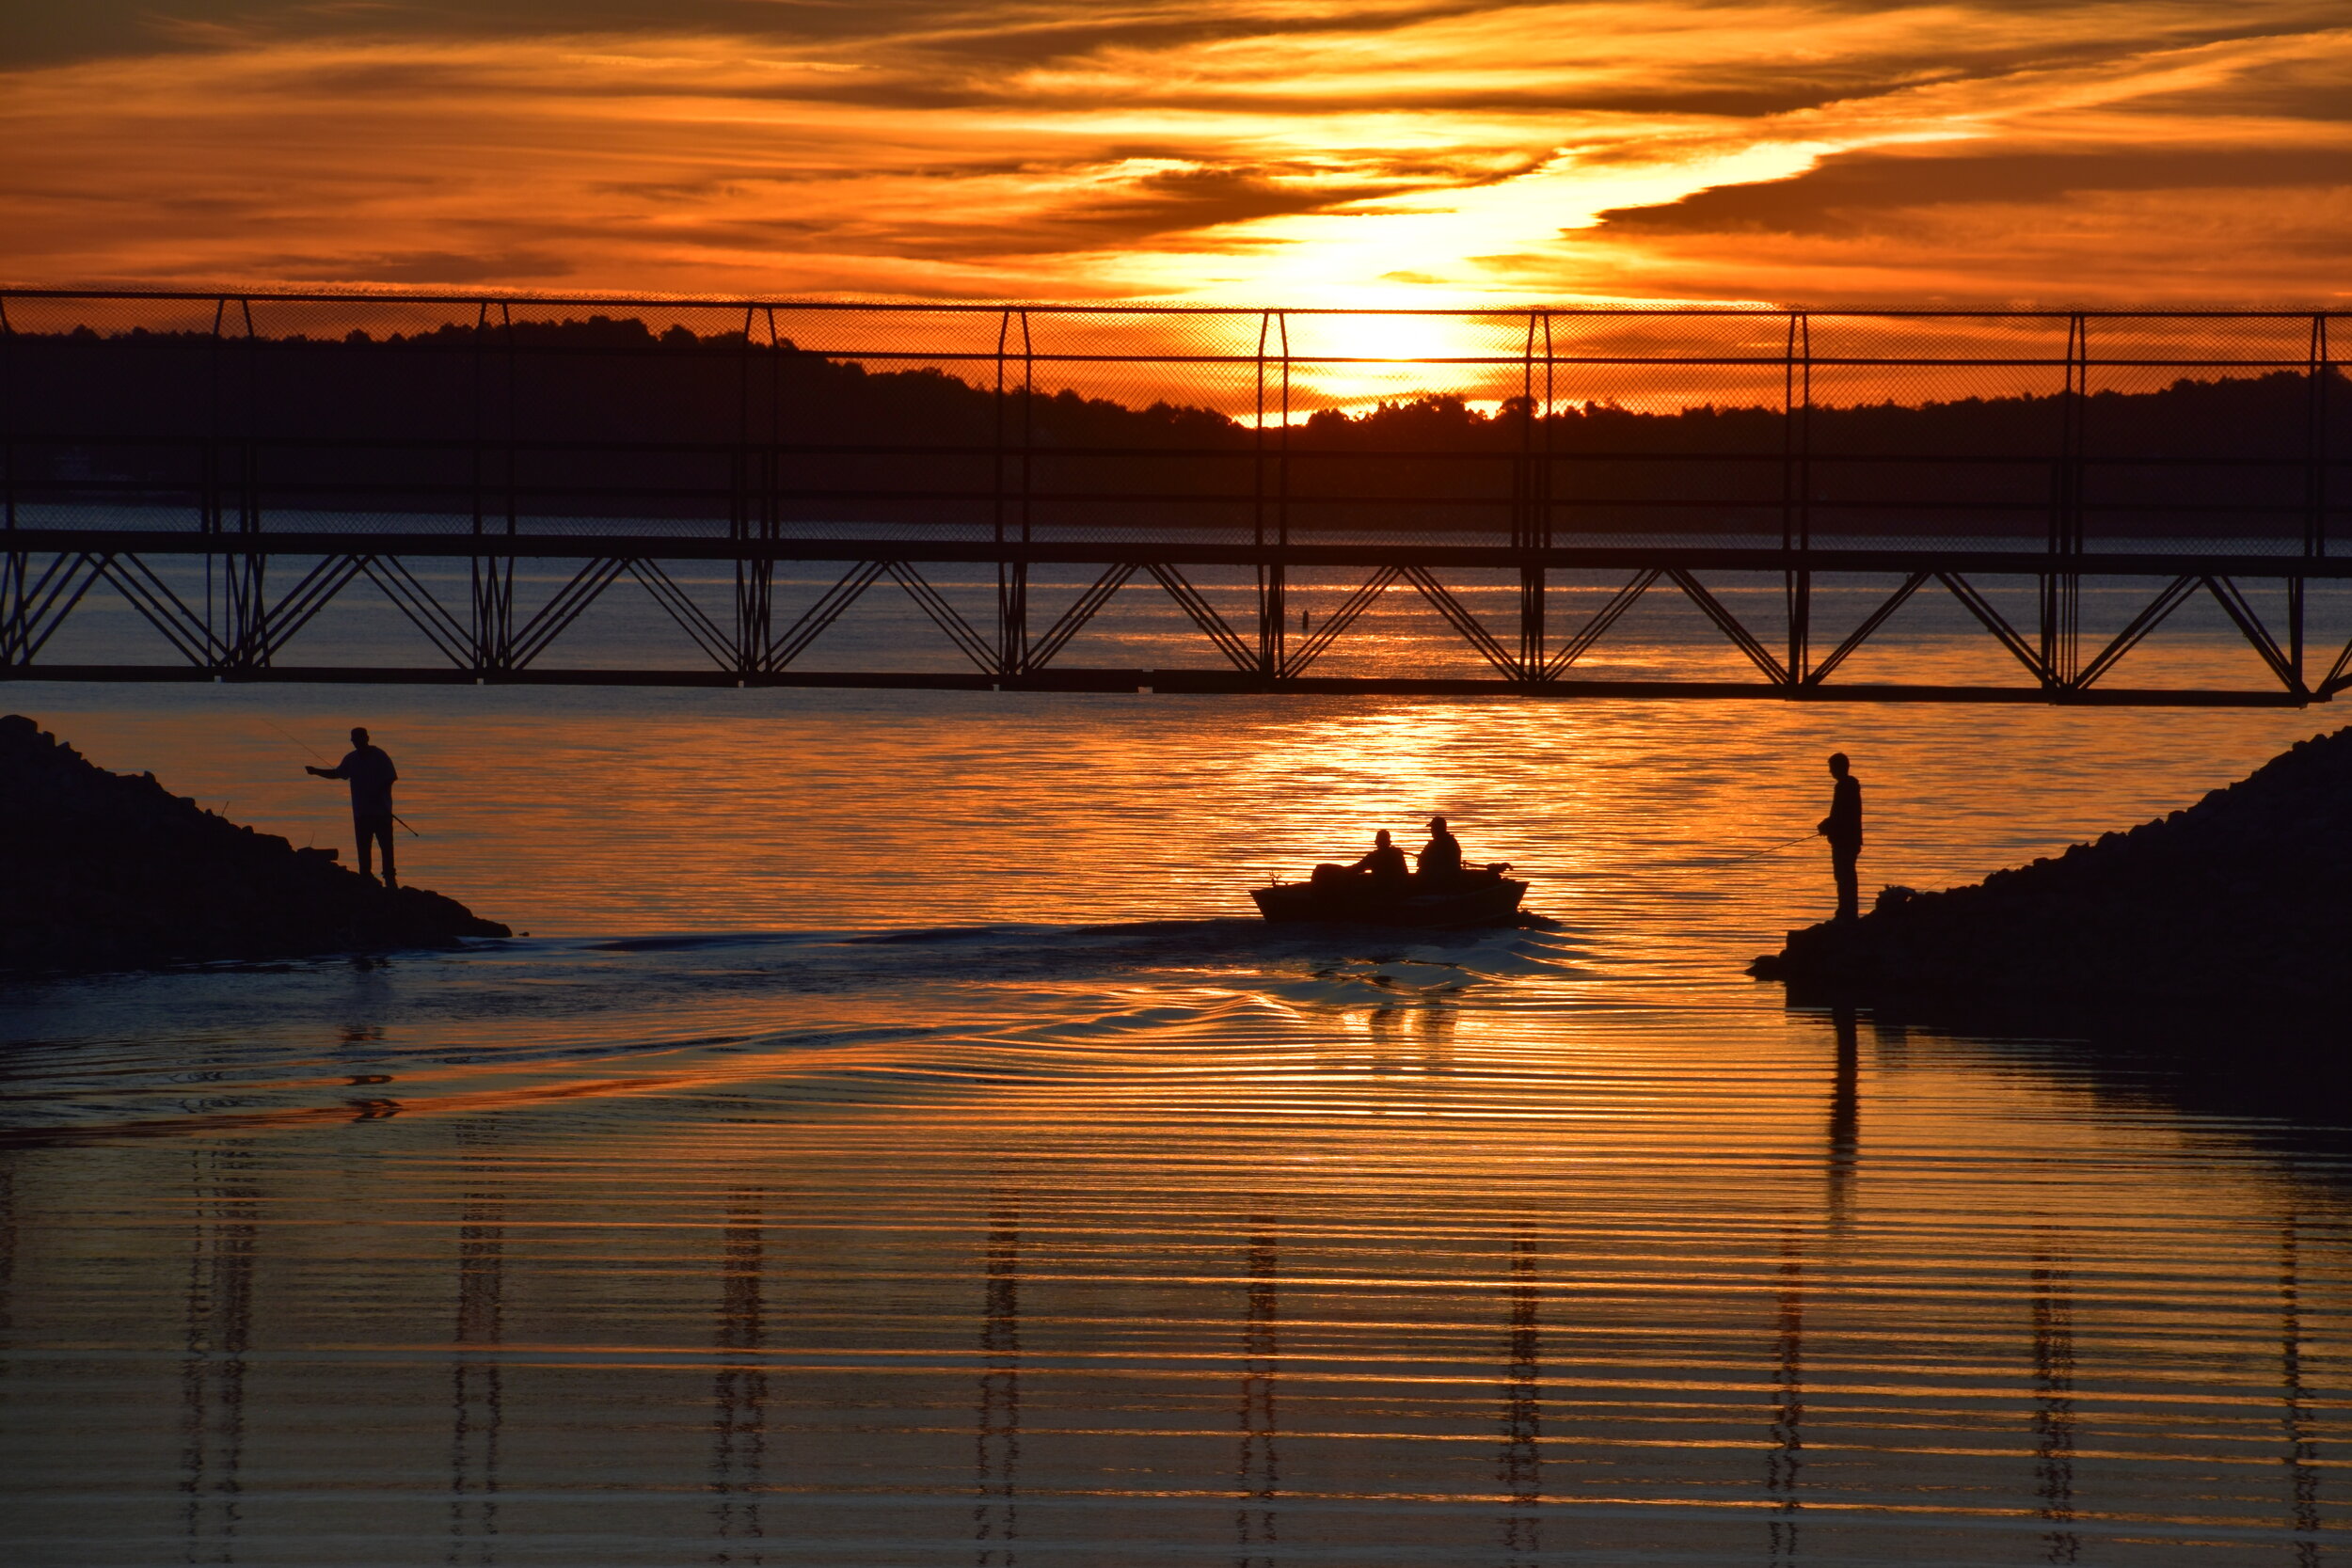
[4,292,2344,705]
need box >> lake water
[5,580,2351,1563]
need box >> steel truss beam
[8,663,2311,706]
[1549,570,1661,677]
[362,558,471,666]
[884,562,994,673]
[1146,564,1255,673]
[1285,567,1402,677]
[2,551,106,665]
[21,531,2352,578]
[1400,566,1519,677]
[0,539,2340,706]
[1025,563,1136,673]
[768,562,886,673]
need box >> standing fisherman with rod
[1714,752,1867,922]
[307,726,402,888]
[1819,752,1864,922]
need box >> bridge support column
[1516,312,1554,682]
[998,563,1028,679]
[2043,313,2089,690]
[1258,564,1285,679]
[0,550,27,664]
[1518,566,1544,679]
[1253,311,1289,682]
[1782,312,1812,689]
[1786,569,1810,688]
[221,546,266,673]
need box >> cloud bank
[2,0,2346,304]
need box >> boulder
[0,713,509,972]
[1751,724,2352,1013]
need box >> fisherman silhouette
[1818,752,1863,922]
[1417,816,1463,885]
[308,726,399,887]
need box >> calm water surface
[5,660,2349,1564]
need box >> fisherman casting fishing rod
[267,718,420,835]
[299,724,411,888]
[1717,752,1867,922]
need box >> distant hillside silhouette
[9,315,2345,538]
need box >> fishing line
[1715,831,1819,867]
[259,715,325,761]
[264,717,422,836]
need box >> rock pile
[1752,724,2352,1013]
[1,714,509,972]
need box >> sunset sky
[3,1,2348,307]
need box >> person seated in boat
[1353,830,1412,888]
[1311,830,1411,892]
[1417,816,1463,885]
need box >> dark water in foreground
[4,669,2349,1564]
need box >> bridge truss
[8,533,2350,705]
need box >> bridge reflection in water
[7,1001,2345,1564]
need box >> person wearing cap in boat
[1417,816,1463,885]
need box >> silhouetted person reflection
[1826,1008,1860,1233]
[1500,1233,1542,1558]
[1766,1231,1804,1564]
[308,725,398,887]
[976,1203,1021,1565]
[2280,1218,2322,1565]
[1418,816,1463,885]
[180,1147,258,1562]
[2031,1252,2078,1562]
[1817,753,1862,922]
[1237,1222,1279,1567]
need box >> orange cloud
[0,2,2344,305]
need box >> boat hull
[1249,876,1527,928]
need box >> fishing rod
[1716,831,1819,867]
[264,717,422,837]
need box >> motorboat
[1249,865,1528,927]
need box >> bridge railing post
[2296,311,2332,685]
[1516,310,1549,680]
[1,292,18,667]
[727,304,758,679]
[1782,312,1812,687]
[2043,313,2088,692]
[201,298,223,667]
[993,309,1032,679]
[1254,311,1288,680]
[465,301,517,677]
[737,304,780,677]
[1,292,13,539]
[199,296,267,674]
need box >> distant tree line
[6,315,2346,538]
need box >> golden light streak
[0,3,2345,305]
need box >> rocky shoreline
[1,714,510,974]
[1751,724,2352,1015]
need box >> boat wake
[0,915,1599,1147]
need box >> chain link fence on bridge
[3,294,2343,557]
